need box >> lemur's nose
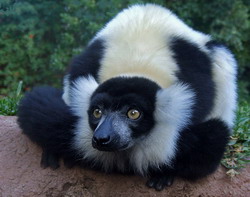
[92,135,111,147]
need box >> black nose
[92,135,111,148]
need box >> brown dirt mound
[0,116,249,197]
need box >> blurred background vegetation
[0,0,249,172]
[0,0,250,100]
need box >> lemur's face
[88,77,160,152]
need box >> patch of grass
[0,81,23,116]
[222,101,250,176]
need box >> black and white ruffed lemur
[18,4,237,191]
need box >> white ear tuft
[156,83,195,130]
[70,75,99,117]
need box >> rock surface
[0,115,249,197]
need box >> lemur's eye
[93,108,102,119]
[127,109,140,120]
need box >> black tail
[17,86,79,168]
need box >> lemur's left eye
[93,108,102,119]
[127,109,140,120]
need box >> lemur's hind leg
[146,119,230,191]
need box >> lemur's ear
[155,83,195,130]
[64,75,98,117]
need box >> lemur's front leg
[146,171,175,191]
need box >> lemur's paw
[146,175,174,191]
[63,157,77,168]
[40,150,60,170]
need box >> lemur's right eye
[93,108,102,119]
[127,109,141,120]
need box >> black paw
[63,157,77,168]
[40,149,60,170]
[146,175,174,191]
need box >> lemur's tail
[17,86,78,168]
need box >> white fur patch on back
[130,83,195,174]
[94,4,211,88]
[205,46,237,129]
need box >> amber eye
[93,108,102,119]
[127,109,141,120]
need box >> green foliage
[222,101,250,172]
[0,81,23,115]
[0,0,162,95]
[1,0,249,96]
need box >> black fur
[174,118,230,179]
[93,77,160,99]
[170,38,215,124]
[147,119,230,190]
[17,87,79,168]
[69,39,105,83]
[89,77,160,138]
